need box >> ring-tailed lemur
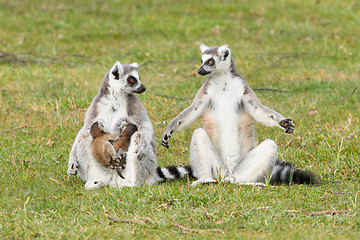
[161,44,316,185]
[67,61,192,189]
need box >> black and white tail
[156,165,194,183]
[270,160,317,185]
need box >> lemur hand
[118,119,128,133]
[96,119,106,131]
[161,130,173,148]
[279,118,295,134]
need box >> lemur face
[109,61,146,94]
[197,44,231,76]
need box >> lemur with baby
[68,61,192,189]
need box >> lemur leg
[67,132,84,175]
[104,142,118,161]
[74,135,112,190]
[67,141,79,175]
[190,128,226,185]
[233,139,277,184]
[121,132,156,187]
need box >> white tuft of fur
[199,43,210,53]
[130,62,139,68]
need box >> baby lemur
[161,44,316,186]
[90,119,138,178]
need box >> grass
[0,0,359,238]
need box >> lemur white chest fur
[202,73,245,158]
[96,93,128,132]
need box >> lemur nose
[136,84,146,94]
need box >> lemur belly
[97,97,127,132]
[203,96,242,160]
[202,78,252,172]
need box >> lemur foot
[117,181,136,188]
[236,182,266,187]
[223,176,236,184]
[85,180,104,190]
[279,118,295,134]
[191,178,217,186]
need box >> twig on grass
[49,178,61,184]
[125,16,135,33]
[107,214,149,225]
[345,86,360,98]
[172,218,225,235]
[0,52,75,65]
[302,210,350,216]
[120,50,131,60]
[139,59,197,67]
[149,92,192,101]
[341,86,359,104]
[326,191,355,195]
[253,88,288,93]
[2,125,29,133]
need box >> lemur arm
[242,85,295,134]
[124,95,156,146]
[161,87,210,148]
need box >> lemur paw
[132,132,143,154]
[85,180,104,190]
[279,118,295,134]
[223,176,236,184]
[117,118,128,132]
[161,130,173,148]
[191,178,217,186]
[67,162,78,175]
[96,119,106,131]
[133,132,142,145]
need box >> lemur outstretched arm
[161,88,210,148]
[242,85,295,134]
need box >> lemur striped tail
[270,160,317,185]
[156,165,194,183]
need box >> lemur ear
[218,45,230,61]
[199,43,210,53]
[129,62,139,68]
[110,61,124,80]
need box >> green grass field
[1,0,359,239]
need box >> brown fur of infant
[90,120,138,169]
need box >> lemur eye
[127,76,137,85]
[207,59,214,66]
